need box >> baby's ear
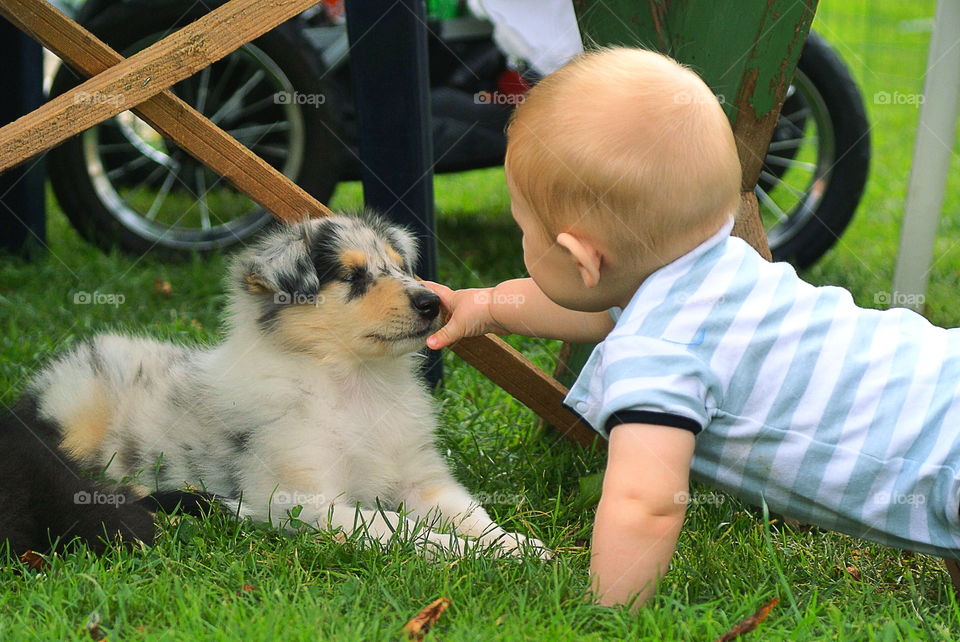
[556,232,603,288]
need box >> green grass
[2,0,960,638]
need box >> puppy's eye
[341,273,356,283]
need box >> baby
[425,47,960,607]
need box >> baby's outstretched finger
[422,281,454,307]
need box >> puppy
[22,212,548,558]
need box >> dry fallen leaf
[84,612,107,641]
[402,597,451,640]
[154,279,173,298]
[19,550,46,571]
[833,563,862,581]
[715,597,779,642]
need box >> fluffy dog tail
[0,398,155,556]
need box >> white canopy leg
[891,0,960,312]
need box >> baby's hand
[423,282,508,349]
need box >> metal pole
[345,0,442,385]
[0,16,46,255]
[891,0,960,312]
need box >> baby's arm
[424,278,614,348]
[591,423,695,607]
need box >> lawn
[2,0,960,639]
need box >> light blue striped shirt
[565,219,960,557]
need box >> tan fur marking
[275,300,362,358]
[419,486,444,503]
[341,250,367,271]
[274,462,320,490]
[387,248,404,267]
[244,273,272,294]
[60,392,111,461]
[357,279,408,325]
[274,276,418,360]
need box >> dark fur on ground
[0,397,155,556]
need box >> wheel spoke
[755,184,790,224]
[251,144,289,157]
[106,154,152,180]
[195,167,212,231]
[210,54,241,104]
[145,168,178,221]
[784,106,811,124]
[195,66,212,115]
[217,94,277,127]
[764,155,817,172]
[766,136,816,152]
[98,142,142,154]
[760,169,807,200]
[227,121,288,140]
[141,162,169,186]
[209,70,266,125]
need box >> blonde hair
[505,47,742,262]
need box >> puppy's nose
[409,290,440,319]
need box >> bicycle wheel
[758,31,871,268]
[47,0,342,256]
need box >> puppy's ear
[234,251,280,295]
[233,222,320,296]
[388,226,419,274]
[242,271,273,294]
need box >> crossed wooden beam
[0,0,598,445]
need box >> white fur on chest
[205,336,437,508]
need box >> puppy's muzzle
[409,290,441,320]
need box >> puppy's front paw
[488,532,554,560]
[419,532,471,561]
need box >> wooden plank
[0,0,590,444]
[0,0,320,177]
[944,558,960,597]
[732,191,772,261]
[0,0,332,222]
[451,335,598,447]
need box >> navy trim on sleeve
[562,402,604,436]
[604,410,702,435]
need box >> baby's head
[505,47,741,311]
